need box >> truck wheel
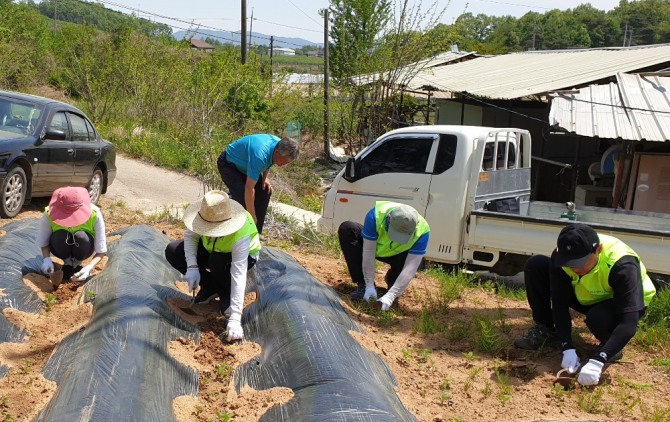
[88,168,104,204]
[0,166,27,218]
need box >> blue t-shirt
[225,134,281,182]
[361,208,429,255]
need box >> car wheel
[0,166,27,218]
[88,168,104,204]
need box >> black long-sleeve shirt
[549,255,645,363]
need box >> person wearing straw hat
[338,201,430,310]
[38,186,107,283]
[164,190,261,341]
[217,134,299,235]
[514,223,656,386]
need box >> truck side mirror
[343,157,357,182]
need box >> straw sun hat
[182,190,247,237]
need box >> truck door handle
[67,149,74,154]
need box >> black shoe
[194,287,218,304]
[62,265,73,281]
[350,285,366,301]
[514,324,559,350]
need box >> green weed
[650,357,670,375]
[577,388,604,414]
[44,293,57,309]
[614,375,652,391]
[494,367,513,404]
[214,412,234,421]
[445,320,473,342]
[440,378,451,391]
[414,309,440,335]
[495,283,526,301]
[215,363,233,379]
[641,404,670,422]
[422,266,470,312]
[476,318,506,356]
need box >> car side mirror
[44,128,67,140]
[343,157,357,182]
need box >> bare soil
[0,197,668,422]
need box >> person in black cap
[514,223,656,386]
[338,201,430,310]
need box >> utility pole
[322,8,330,159]
[241,0,247,64]
[623,24,633,47]
[270,36,274,72]
[248,7,254,51]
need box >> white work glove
[72,264,94,281]
[41,257,54,274]
[561,349,581,374]
[183,268,201,293]
[226,320,244,342]
[363,286,378,301]
[378,295,394,311]
[577,359,604,386]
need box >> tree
[328,0,392,81]
[611,0,670,45]
[328,0,447,149]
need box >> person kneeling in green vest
[165,190,260,342]
[338,201,430,310]
[515,223,656,386]
[38,186,107,284]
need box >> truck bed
[468,201,670,276]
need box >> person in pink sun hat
[37,186,107,284]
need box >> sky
[100,0,621,45]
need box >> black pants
[49,229,94,262]
[164,238,256,304]
[338,221,407,288]
[524,255,620,343]
[217,151,271,235]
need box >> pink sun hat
[48,187,92,227]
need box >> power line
[282,0,322,26]
[253,18,321,34]
[86,0,319,48]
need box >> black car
[0,90,116,218]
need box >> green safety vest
[46,206,97,236]
[201,211,261,255]
[563,234,656,306]
[374,201,430,258]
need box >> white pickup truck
[318,125,670,281]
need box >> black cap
[553,223,600,268]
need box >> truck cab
[319,125,532,266]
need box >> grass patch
[414,309,440,335]
[650,357,670,375]
[421,266,471,313]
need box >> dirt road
[105,154,320,225]
[105,154,204,213]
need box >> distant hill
[173,29,321,49]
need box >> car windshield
[0,97,43,139]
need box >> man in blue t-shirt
[338,201,430,310]
[217,134,299,234]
